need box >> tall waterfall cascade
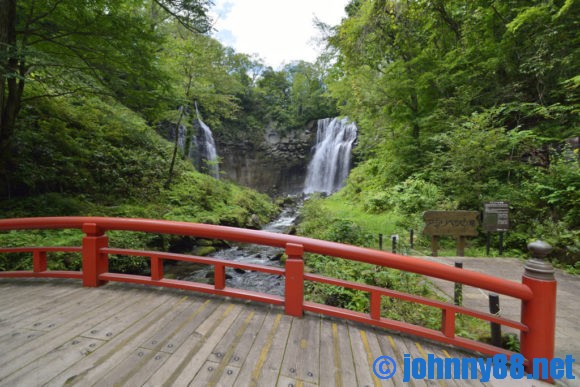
[303,117,358,194]
[173,104,219,179]
[194,104,219,179]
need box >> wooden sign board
[422,211,479,236]
[483,202,509,232]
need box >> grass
[315,194,403,250]
[298,193,494,345]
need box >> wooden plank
[319,319,339,387]
[0,285,124,328]
[349,324,402,387]
[0,282,59,305]
[0,285,82,325]
[405,338,444,387]
[97,298,216,384]
[21,288,137,333]
[93,349,170,387]
[189,360,240,387]
[415,340,531,387]
[139,298,208,352]
[348,325,377,387]
[319,318,357,387]
[79,289,176,342]
[280,314,321,385]
[0,335,104,386]
[120,351,172,387]
[232,310,293,387]
[0,286,138,376]
[425,344,487,387]
[144,302,243,386]
[373,331,407,387]
[0,328,46,349]
[0,282,528,387]
[365,328,398,387]
[43,291,187,386]
[386,333,431,387]
[412,340,456,387]
[276,375,318,387]
[207,306,266,366]
[201,307,266,386]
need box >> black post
[486,232,491,256]
[498,232,504,256]
[454,262,463,306]
[379,233,383,250]
[391,235,397,254]
[489,293,502,347]
[409,229,414,249]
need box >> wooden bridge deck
[0,279,545,386]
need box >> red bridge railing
[0,217,556,379]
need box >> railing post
[370,292,381,320]
[82,223,109,287]
[33,251,47,273]
[151,255,164,281]
[441,308,455,338]
[214,263,226,290]
[520,240,556,381]
[285,243,304,317]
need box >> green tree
[323,0,579,259]
[0,0,212,170]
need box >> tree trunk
[164,107,186,189]
[0,0,21,159]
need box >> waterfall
[303,117,357,194]
[194,103,220,179]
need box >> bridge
[0,217,558,385]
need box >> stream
[175,201,300,296]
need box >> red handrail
[0,216,531,299]
[0,216,556,379]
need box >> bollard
[454,262,463,306]
[486,232,491,256]
[520,240,556,381]
[489,293,501,347]
[379,233,383,250]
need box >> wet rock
[270,252,284,262]
[248,214,261,229]
[205,272,233,280]
[193,246,216,256]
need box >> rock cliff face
[217,121,317,195]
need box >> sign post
[422,211,479,257]
[483,202,510,256]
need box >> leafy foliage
[298,195,488,336]
[322,0,579,262]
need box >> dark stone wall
[216,121,317,196]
